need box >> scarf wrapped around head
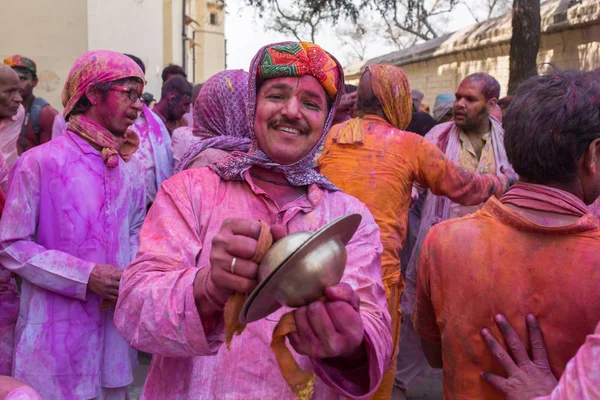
[175,69,251,173]
[333,64,412,144]
[370,64,412,130]
[210,42,343,191]
[433,92,455,122]
[61,50,144,167]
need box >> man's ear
[85,84,99,106]
[583,138,600,177]
[487,98,498,111]
[33,77,39,88]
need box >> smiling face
[254,76,329,165]
[88,78,144,136]
[453,79,491,131]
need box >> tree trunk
[507,0,541,95]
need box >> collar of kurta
[65,129,101,156]
[483,196,599,234]
[0,105,24,129]
[243,170,323,212]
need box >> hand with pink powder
[289,283,367,365]
[481,314,558,400]
[194,219,287,310]
[88,264,122,302]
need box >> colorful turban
[368,64,412,131]
[209,41,344,191]
[4,55,37,76]
[62,50,145,118]
[257,42,339,100]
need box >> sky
[223,0,497,71]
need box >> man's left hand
[289,283,365,360]
[481,314,558,400]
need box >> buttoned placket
[243,171,324,230]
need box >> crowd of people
[0,40,598,400]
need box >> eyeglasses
[109,85,143,103]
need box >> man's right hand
[197,218,286,310]
[88,264,122,301]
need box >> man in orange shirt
[317,64,511,399]
[414,69,600,399]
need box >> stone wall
[346,0,600,108]
[403,22,600,107]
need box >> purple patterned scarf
[209,42,343,191]
[175,70,251,173]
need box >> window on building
[210,13,218,25]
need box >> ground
[127,353,444,399]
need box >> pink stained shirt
[0,105,24,168]
[533,321,600,400]
[171,126,201,165]
[115,167,393,400]
[0,265,18,376]
[129,107,174,206]
[0,130,146,399]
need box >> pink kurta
[0,130,146,399]
[534,321,600,400]
[129,106,174,206]
[0,268,18,375]
[171,126,200,165]
[115,168,393,400]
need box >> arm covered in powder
[312,202,393,398]
[0,156,96,300]
[532,322,600,400]
[413,135,508,204]
[115,172,221,357]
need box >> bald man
[0,65,23,170]
[0,66,18,377]
[396,73,513,395]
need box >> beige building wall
[87,0,164,100]
[193,1,226,83]
[3,0,225,106]
[0,0,88,110]
[402,23,600,108]
[163,0,185,70]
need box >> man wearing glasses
[0,50,146,400]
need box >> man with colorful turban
[114,42,391,399]
[0,50,146,399]
[317,64,510,399]
[397,72,513,395]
